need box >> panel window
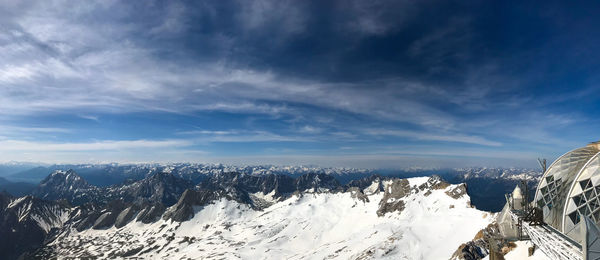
[581,180,589,190]
[579,205,589,216]
[573,195,583,206]
[589,198,600,211]
[569,211,581,224]
[586,189,595,200]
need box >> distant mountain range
[2,162,541,184]
[0,162,46,177]
[0,177,36,197]
[0,163,541,214]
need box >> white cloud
[0,126,72,134]
[179,130,315,143]
[78,115,100,121]
[0,139,192,152]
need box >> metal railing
[510,210,582,259]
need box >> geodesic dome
[534,142,600,242]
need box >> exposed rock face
[377,179,411,216]
[115,206,139,228]
[136,203,166,224]
[418,175,450,191]
[258,174,296,197]
[294,173,341,192]
[451,223,505,260]
[0,193,69,259]
[107,171,193,207]
[376,176,463,216]
[33,170,192,207]
[346,174,385,195]
[199,172,295,202]
[446,183,468,199]
[163,189,226,222]
[199,172,343,208]
[91,201,127,229]
[348,187,369,203]
[69,204,103,232]
[93,212,116,229]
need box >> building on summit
[499,141,600,260]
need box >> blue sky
[1,0,600,167]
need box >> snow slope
[39,177,493,259]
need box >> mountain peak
[47,169,88,186]
[33,170,96,204]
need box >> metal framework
[510,210,583,259]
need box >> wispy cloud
[78,115,99,122]
[363,129,502,147]
[0,125,72,134]
[178,130,315,143]
[0,139,192,152]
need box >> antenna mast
[537,158,547,173]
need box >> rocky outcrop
[377,179,411,216]
[91,201,127,229]
[136,203,166,224]
[199,172,295,204]
[256,174,296,197]
[348,187,369,203]
[199,172,343,208]
[294,173,341,192]
[108,171,193,207]
[346,174,385,195]
[163,189,225,222]
[446,183,468,199]
[418,175,450,191]
[450,223,507,260]
[93,212,116,229]
[115,206,140,228]
[67,203,102,232]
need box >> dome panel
[562,151,600,243]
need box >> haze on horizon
[1,1,600,168]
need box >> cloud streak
[0,139,192,152]
[364,129,502,147]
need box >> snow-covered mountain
[9,163,541,213]
[29,175,493,259]
[1,166,552,259]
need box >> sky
[1,0,600,168]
